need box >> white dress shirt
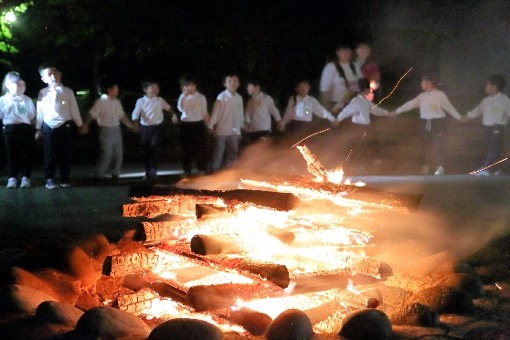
[0,93,36,125]
[131,95,171,126]
[207,89,244,136]
[89,94,125,127]
[36,84,82,129]
[177,91,208,122]
[245,92,281,132]
[466,92,510,126]
[282,94,335,124]
[337,94,389,125]
[395,89,462,120]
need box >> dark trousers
[42,121,75,181]
[3,123,34,179]
[250,130,271,142]
[482,125,505,168]
[140,124,162,177]
[180,121,207,173]
[421,118,446,168]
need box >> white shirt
[282,94,335,124]
[337,94,389,125]
[396,89,462,120]
[319,62,360,104]
[0,93,36,125]
[36,84,82,129]
[177,91,208,122]
[89,94,125,127]
[207,90,244,136]
[245,92,281,132]
[131,96,171,126]
[466,92,510,126]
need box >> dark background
[1,0,510,174]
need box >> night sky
[5,0,510,110]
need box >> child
[354,42,381,102]
[392,74,463,175]
[278,79,337,141]
[80,78,134,182]
[462,74,510,175]
[206,73,244,173]
[36,63,82,189]
[177,74,209,178]
[131,80,177,179]
[319,44,361,112]
[245,79,282,142]
[336,78,391,174]
[0,72,36,188]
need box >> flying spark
[291,128,331,148]
[469,158,508,175]
[372,67,413,109]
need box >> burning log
[128,186,300,212]
[266,226,296,244]
[187,282,282,312]
[116,289,161,315]
[190,234,244,256]
[103,252,160,277]
[134,221,190,242]
[122,196,208,218]
[241,176,421,211]
[217,307,272,336]
[195,204,229,219]
[303,291,366,325]
[296,144,328,181]
[161,243,291,289]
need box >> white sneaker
[6,177,17,189]
[45,178,58,189]
[434,166,445,175]
[420,165,429,175]
[20,176,31,188]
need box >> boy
[131,80,177,179]
[462,74,510,175]
[177,74,209,178]
[80,78,134,182]
[244,79,282,142]
[336,78,391,174]
[207,73,244,173]
[36,63,82,189]
[391,74,463,175]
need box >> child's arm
[207,99,224,132]
[120,114,134,129]
[68,90,82,127]
[200,95,210,124]
[438,92,462,121]
[35,91,45,140]
[267,96,282,123]
[278,97,295,131]
[370,104,390,117]
[312,98,336,122]
[464,99,484,121]
[394,95,420,115]
[337,98,359,122]
[162,98,178,124]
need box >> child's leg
[96,127,115,178]
[224,135,240,169]
[211,135,227,172]
[431,119,446,168]
[195,122,208,172]
[482,125,505,168]
[420,120,434,168]
[56,122,75,183]
[180,122,194,174]
[3,125,21,179]
[19,124,34,179]
[140,124,161,177]
[42,123,58,180]
[111,127,123,177]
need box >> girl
[278,79,336,141]
[0,71,36,188]
[392,74,463,175]
[319,44,361,112]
